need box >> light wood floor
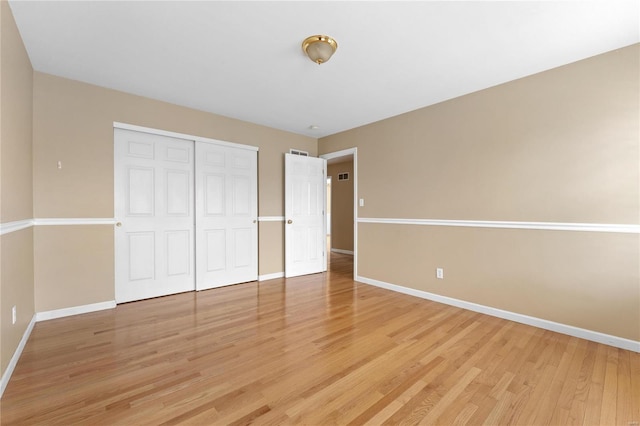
[2,253,638,425]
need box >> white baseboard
[331,248,354,255]
[258,272,284,281]
[356,275,640,353]
[35,300,116,322]
[1,314,36,398]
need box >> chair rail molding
[357,217,640,234]
[258,216,285,222]
[34,218,116,226]
[0,219,34,236]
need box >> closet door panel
[115,129,195,303]
[196,143,257,290]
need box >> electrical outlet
[436,268,444,279]
[12,306,17,325]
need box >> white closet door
[195,143,258,290]
[284,154,327,278]
[114,129,195,303]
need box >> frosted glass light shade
[302,35,338,64]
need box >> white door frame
[114,122,258,153]
[320,148,358,279]
[326,176,332,237]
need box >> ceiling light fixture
[302,35,338,64]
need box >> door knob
[287,219,293,224]
[115,222,122,227]
[253,220,257,223]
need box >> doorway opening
[326,176,332,256]
[320,148,357,280]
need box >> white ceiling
[9,1,639,138]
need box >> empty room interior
[1,1,639,424]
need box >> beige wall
[327,160,354,252]
[33,226,113,312]
[32,72,317,219]
[32,72,316,311]
[0,0,35,376]
[320,45,640,341]
[1,1,33,222]
[258,222,284,279]
[0,229,34,373]
[359,224,639,340]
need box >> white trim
[5,216,633,235]
[35,301,116,322]
[356,275,640,353]
[321,148,357,160]
[1,314,36,398]
[258,272,285,281]
[1,218,117,236]
[258,216,285,222]
[357,217,640,234]
[34,218,116,226]
[0,219,34,236]
[331,248,354,255]
[320,147,358,279]
[113,122,258,152]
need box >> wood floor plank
[629,349,640,423]
[452,402,478,426]
[600,346,619,426]
[616,349,634,425]
[1,252,638,425]
[483,389,514,425]
[416,366,481,425]
[548,338,590,425]
[349,357,445,426]
[582,343,608,425]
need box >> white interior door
[285,154,327,278]
[196,142,258,290]
[115,129,195,303]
